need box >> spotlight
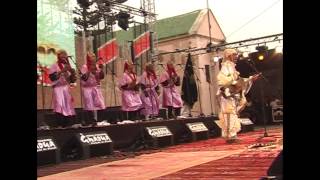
[213,56,220,62]
[258,54,264,61]
[275,46,283,53]
[242,51,249,58]
[116,11,130,30]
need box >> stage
[38,125,282,179]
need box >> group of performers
[48,49,183,128]
[47,48,259,143]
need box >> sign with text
[186,122,208,132]
[79,132,112,145]
[37,138,57,152]
[146,126,172,138]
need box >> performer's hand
[69,68,76,74]
[61,67,68,73]
[65,64,72,70]
[98,64,103,70]
[251,73,261,81]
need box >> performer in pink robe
[49,49,77,128]
[119,61,142,120]
[160,62,182,119]
[80,52,105,126]
[140,63,160,120]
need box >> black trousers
[124,110,140,121]
[55,113,70,127]
[167,106,181,119]
[82,111,96,125]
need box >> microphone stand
[148,80,157,121]
[67,56,85,126]
[39,64,48,128]
[243,59,270,137]
[40,66,46,110]
[105,65,118,106]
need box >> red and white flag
[37,64,52,86]
[98,38,119,64]
[133,31,150,59]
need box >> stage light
[242,52,249,58]
[258,54,264,61]
[116,12,130,30]
[275,46,282,53]
[213,56,220,62]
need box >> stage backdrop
[37,0,76,86]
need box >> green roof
[156,9,201,40]
[96,10,202,46]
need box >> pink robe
[80,65,106,111]
[49,63,75,116]
[160,71,182,108]
[119,72,142,111]
[139,72,160,116]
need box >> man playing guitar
[216,48,260,143]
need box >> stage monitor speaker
[240,118,254,133]
[145,126,174,148]
[185,122,209,141]
[205,64,211,83]
[37,136,60,166]
[76,131,113,160]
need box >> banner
[98,38,119,64]
[133,31,150,58]
[37,64,52,86]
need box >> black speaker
[185,122,209,142]
[76,131,113,159]
[37,137,60,166]
[205,64,211,83]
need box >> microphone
[157,63,164,66]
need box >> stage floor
[38,125,282,180]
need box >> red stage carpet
[38,127,282,180]
[153,128,282,179]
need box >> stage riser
[37,107,168,127]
